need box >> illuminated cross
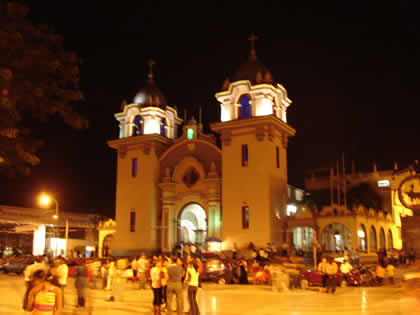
[148,59,156,81]
[248,33,259,58]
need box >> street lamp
[39,193,68,256]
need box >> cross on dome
[148,59,156,81]
[248,33,258,59]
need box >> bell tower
[108,61,182,255]
[211,35,295,249]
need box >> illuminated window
[241,144,248,167]
[132,115,143,136]
[130,211,136,232]
[187,128,194,139]
[132,158,138,178]
[276,146,280,168]
[242,206,249,229]
[238,95,251,118]
[286,204,297,216]
[160,118,166,137]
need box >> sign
[398,174,420,210]
[377,180,390,187]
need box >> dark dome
[133,79,168,108]
[232,55,274,86]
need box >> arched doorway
[379,227,386,250]
[321,223,351,252]
[358,224,367,251]
[369,226,377,252]
[292,227,314,251]
[178,203,207,245]
[388,229,394,249]
[102,234,114,257]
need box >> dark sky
[1,1,420,217]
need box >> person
[137,254,148,290]
[27,270,62,315]
[409,248,416,265]
[74,261,88,308]
[375,263,385,285]
[23,256,48,310]
[87,258,101,289]
[232,243,238,260]
[239,258,249,284]
[343,248,350,262]
[131,256,138,283]
[318,257,328,292]
[339,259,353,285]
[166,256,184,315]
[185,261,200,315]
[105,259,116,301]
[150,260,163,315]
[52,258,68,307]
[326,257,338,294]
[161,258,169,312]
[386,263,395,285]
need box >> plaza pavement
[0,267,419,315]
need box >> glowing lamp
[357,230,365,238]
[187,128,194,139]
[40,195,51,206]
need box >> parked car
[300,261,361,289]
[3,255,35,275]
[200,257,230,284]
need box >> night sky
[1,1,420,217]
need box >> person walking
[131,256,138,284]
[150,260,163,315]
[87,258,101,289]
[52,258,68,307]
[74,261,88,308]
[161,258,169,312]
[186,261,200,315]
[166,257,184,315]
[27,270,63,315]
[137,254,148,290]
[105,259,116,301]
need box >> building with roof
[108,36,296,255]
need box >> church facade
[108,44,295,255]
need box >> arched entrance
[321,223,351,252]
[369,226,377,252]
[102,234,114,257]
[178,203,207,245]
[379,227,386,250]
[388,229,394,249]
[292,226,314,251]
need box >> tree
[0,1,87,175]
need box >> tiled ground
[1,268,419,315]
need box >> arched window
[379,227,386,250]
[358,224,367,251]
[132,115,143,136]
[238,95,251,119]
[369,226,377,252]
[388,229,394,249]
[160,118,167,137]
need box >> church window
[130,211,136,232]
[241,144,248,167]
[238,95,251,119]
[242,206,249,229]
[183,167,200,187]
[187,128,194,139]
[132,115,143,136]
[160,118,167,137]
[132,158,138,178]
[276,146,280,168]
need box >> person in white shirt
[186,261,200,315]
[53,257,68,306]
[340,260,353,285]
[137,254,148,289]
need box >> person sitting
[339,260,353,285]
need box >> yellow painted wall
[113,147,161,254]
[221,131,288,249]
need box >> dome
[232,55,274,85]
[133,59,167,108]
[133,79,168,108]
[223,34,275,89]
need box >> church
[107,38,295,255]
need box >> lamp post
[39,194,69,256]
